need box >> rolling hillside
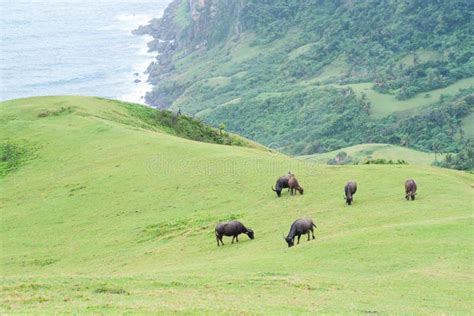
[299,143,443,165]
[1,97,473,313]
[136,0,474,155]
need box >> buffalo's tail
[312,222,317,229]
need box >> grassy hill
[1,97,473,313]
[136,0,474,156]
[299,144,443,166]
[323,78,474,119]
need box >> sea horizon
[0,0,171,104]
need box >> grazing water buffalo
[272,173,292,197]
[284,218,317,247]
[288,176,304,195]
[344,181,357,205]
[405,179,417,200]
[215,221,254,246]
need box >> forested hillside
[136,0,474,158]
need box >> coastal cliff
[134,0,243,107]
[136,0,473,157]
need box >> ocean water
[0,0,170,104]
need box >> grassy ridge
[299,143,442,166]
[325,78,474,119]
[1,97,473,313]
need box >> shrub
[363,159,407,165]
[433,141,474,171]
[327,151,356,165]
[37,106,74,118]
[119,102,248,147]
[0,141,32,177]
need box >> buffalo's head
[406,192,416,200]
[272,186,282,197]
[246,229,255,240]
[346,196,353,205]
[284,236,294,247]
[298,187,304,195]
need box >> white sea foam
[117,13,153,30]
[121,57,155,105]
[119,8,167,104]
[121,82,153,104]
[100,13,153,32]
[119,16,162,105]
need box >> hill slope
[1,97,473,313]
[136,0,474,155]
[299,143,442,165]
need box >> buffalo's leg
[411,194,415,200]
[236,235,239,242]
[297,234,301,244]
[217,235,224,246]
[311,228,315,239]
[307,232,310,241]
[231,236,235,244]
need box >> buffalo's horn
[272,186,276,192]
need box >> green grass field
[331,77,474,119]
[299,143,443,166]
[1,97,473,314]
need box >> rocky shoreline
[133,0,180,107]
[134,0,242,108]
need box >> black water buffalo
[272,173,292,197]
[344,181,357,205]
[284,218,317,247]
[215,221,254,246]
[405,179,417,200]
[288,176,304,195]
